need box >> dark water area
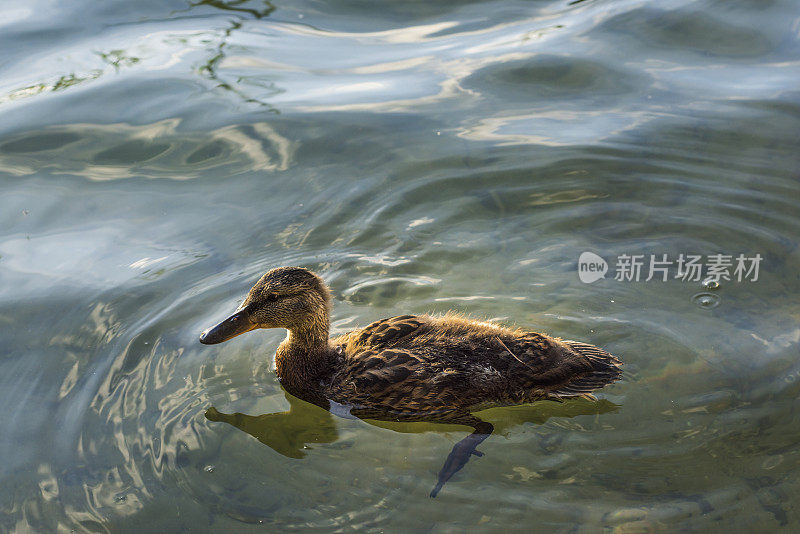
[1,0,799,531]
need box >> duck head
[200,266,331,345]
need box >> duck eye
[266,293,279,302]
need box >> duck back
[326,314,621,414]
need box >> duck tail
[552,341,623,398]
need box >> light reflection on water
[1,0,800,531]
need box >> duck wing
[330,314,621,412]
[345,314,425,350]
[331,315,460,412]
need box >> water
[1,0,799,531]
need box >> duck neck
[275,317,332,387]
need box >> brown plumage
[200,266,622,497]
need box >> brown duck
[200,266,622,497]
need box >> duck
[200,266,622,497]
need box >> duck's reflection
[206,389,619,495]
[205,392,338,459]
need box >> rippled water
[1,0,799,531]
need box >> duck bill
[200,309,256,345]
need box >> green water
[1,0,799,531]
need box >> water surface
[1,0,800,531]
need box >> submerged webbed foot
[430,421,493,497]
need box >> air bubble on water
[204,465,215,473]
[701,278,720,290]
[692,292,720,309]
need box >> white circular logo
[578,252,608,283]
